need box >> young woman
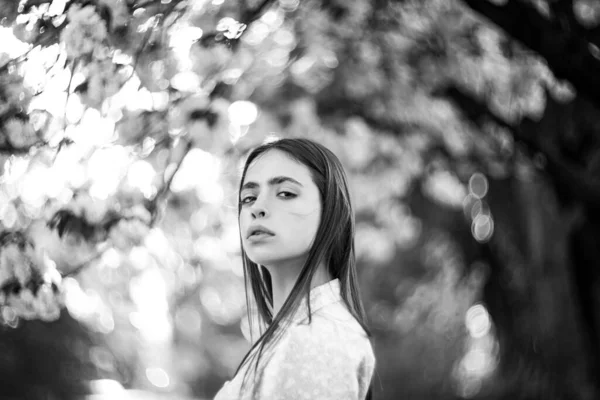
[214,138,375,399]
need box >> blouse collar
[290,278,342,323]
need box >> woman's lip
[247,232,275,241]
[247,229,275,238]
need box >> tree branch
[61,243,109,278]
[240,0,274,24]
[549,0,600,48]
[439,84,600,209]
[0,144,32,155]
[0,136,50,155]
[460,0,600,105]
[149,139,193,225]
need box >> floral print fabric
[213,279,375,400]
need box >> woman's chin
[247,255,277,266]
[246,250,291,267]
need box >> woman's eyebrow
[241,176,303,190]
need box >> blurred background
[0,0,599,399]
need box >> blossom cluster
[169,93,232,152]
[0,61,37,149]
[2,117,38,149]
[0,238,63,322]
[0,197,153,323]
[67,192,111,225]
[78,59,127,109]
[0,62,32,114]
[98,0,130,31]
[108,205,152,251]
[60,4,109,60]
[57,193,152,248]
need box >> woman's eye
[241,196,255,204]
[241,192,295,205]
[278,191,296,199]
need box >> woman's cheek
[239,213,250,236]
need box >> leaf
[188,108,218,127]
[47,209,96,240]
[20,0,53,13]
[0,231,31,249]
[198,32,235,49]
[73,80,89,94]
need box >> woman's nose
[252,208,267,218]
[250,197,269,218]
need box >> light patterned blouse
[213,278,375,400]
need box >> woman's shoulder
[296,300,370,334]
[285,301,374,362]
[256,304,375,397]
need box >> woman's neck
[266,260,332,317]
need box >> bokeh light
[128,268,171,343]
[466,304,491,339]
[471,214,494,243]
[171,148,222,193]
[228,101,258,126]
[468,173,489,199]
[423,170,467,209]
[145,367,170,388]
[127,160,157,199]
[0,27,30,57]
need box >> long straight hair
[234,137,373,398]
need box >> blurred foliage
[0,0,599,399]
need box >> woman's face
[239,149,321,268]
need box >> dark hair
[234,137,373,399]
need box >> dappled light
[0,0,599,399]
